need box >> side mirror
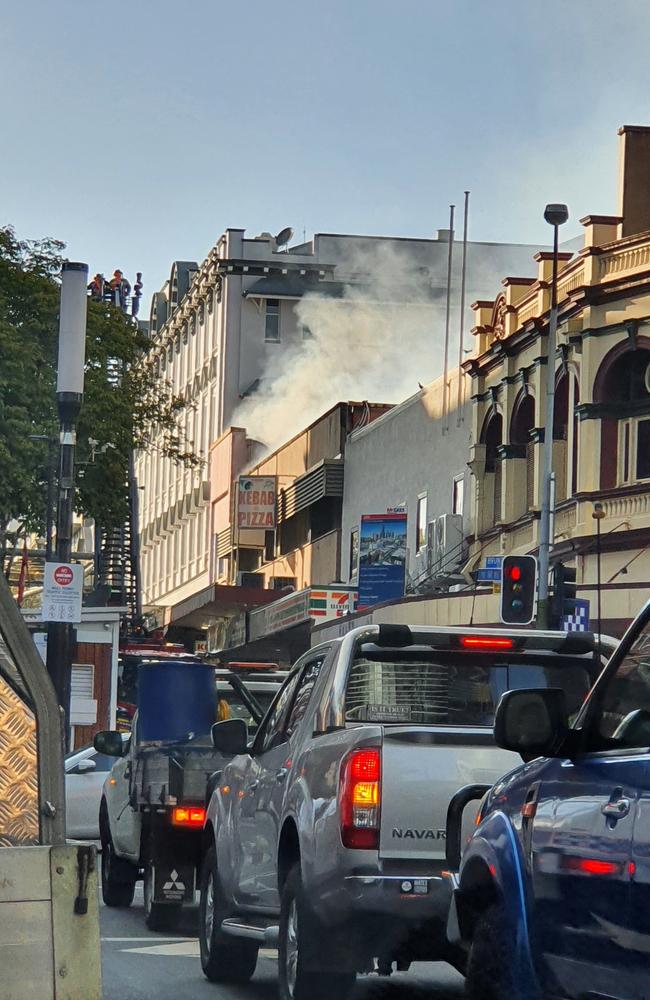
[494,688,568,760]
[93,730,125,757]
[211,718,248,755]
[76,758,97,774]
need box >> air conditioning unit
[431,514,464,574]
[236,572,264,589]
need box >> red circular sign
[54,566,74,586]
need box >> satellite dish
[275,227,294,249]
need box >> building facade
[340,367,470,593]
[137,227,543,618]
[465,125,650,633]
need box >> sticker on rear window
[363,704,412,722]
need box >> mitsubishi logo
[163,870,185,893]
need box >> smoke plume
[235,243,452,450]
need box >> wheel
[199,845,258,982]
[101,830,137,908]
[465,902,532,1000]
[143,860,182,932]
[278,863,356,1000]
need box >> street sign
[476,568,502,582]
[485,556,503,569]
[42,562,83,623]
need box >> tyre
[278,863,356,1000]
[465,902,530,1000]
[101,831,137,908]
[199,846,258,983]
[143,860,182,932]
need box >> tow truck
[94,659,285,930]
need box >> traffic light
[500,555,537,625]
[551,562,578,629]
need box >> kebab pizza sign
[237,476,277,530]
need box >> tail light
[340,748,381,849]
[460,636,515,650]
[171,806,206,828]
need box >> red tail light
[460,636,515,650]
[340,748,381,849]
[171,806,206,828]
[560,856,622,876]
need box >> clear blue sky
[2,0,649,298]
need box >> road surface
[100,888,464,1000]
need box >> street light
[47,262,88,738]
[537,203,569,629]
[592,501,606,642]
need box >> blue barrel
[137,660,217,742]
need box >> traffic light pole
[537,216,563,629]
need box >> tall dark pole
[537,204,569,628]
[47,262,88,743]
[593,502,605,641]
[46,439,56,562]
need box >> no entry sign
[43,562,83,623]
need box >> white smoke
[235,243,450,450]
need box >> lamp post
[592,501,605,642]
[537,203,569,629]
[47,262,88,737]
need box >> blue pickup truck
[447,601,650,1000]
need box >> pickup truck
[446,605,650,1000]
[95,663,285,930]
[199,623,605,1000]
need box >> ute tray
[132,741,218,807]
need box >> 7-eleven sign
[310,588,357,622]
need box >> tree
[0,225,196,563]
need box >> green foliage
[0,225,197,546]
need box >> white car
[65,735,129,840]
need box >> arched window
[554,370,580,498]
[510,392,535,509]
[480,410,503,524]
[595,343,650,487]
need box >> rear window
[216,688,276,733]
[344,650,595,727]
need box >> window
[265,299,280,342]
[255,672,301,753]
[416,494,427,553]
[618,417,650,484]
[636,418,650,480]
[345,650,594,728]
[452,476,464,516]
[349,526,359,581]
[285,657,325,738]
[595,616,650,749]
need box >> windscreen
[345,649,594,727]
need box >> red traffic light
[506,565,522,582]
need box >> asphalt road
[100,888,465,1000]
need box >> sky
[3,0,650,302]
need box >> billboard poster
[237,476,277,530]
[358,513,408,609]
